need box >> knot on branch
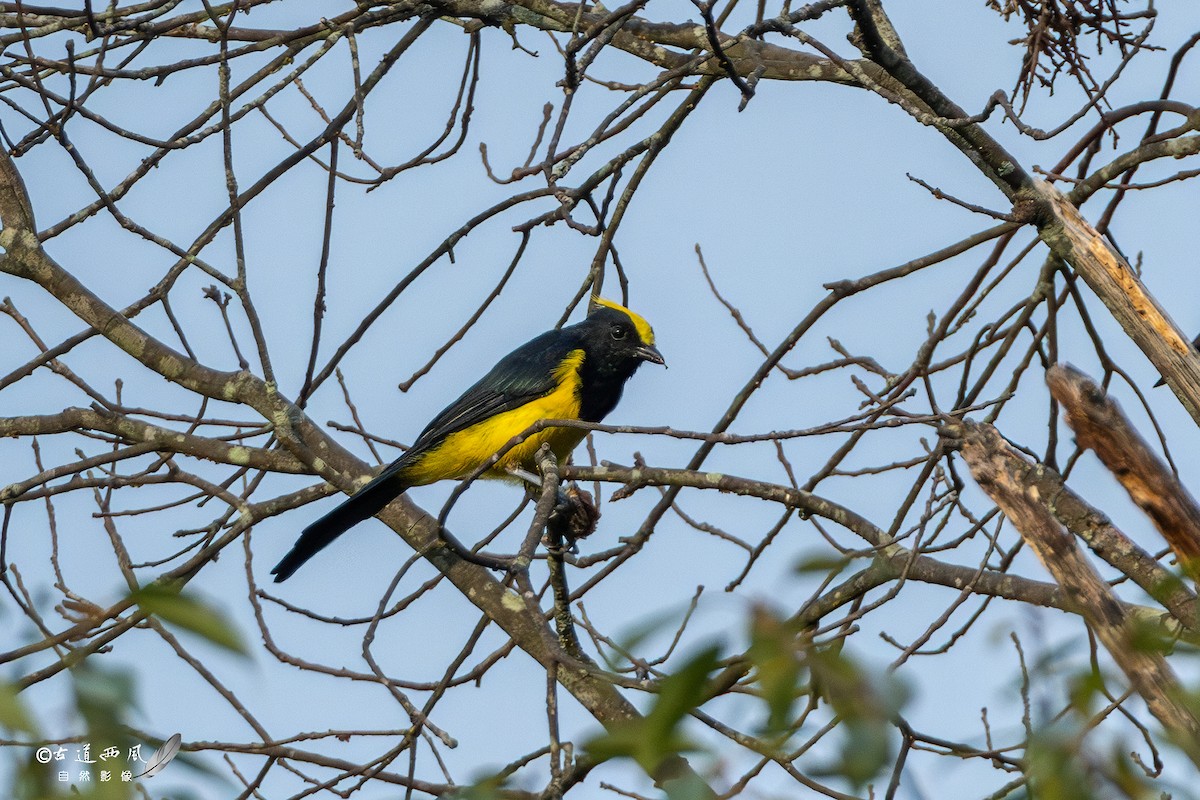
[936,419,967,451]
[1009,192,1043,226]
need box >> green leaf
[72,664,136,711]
[833,719,892,787]
[12,747,54,800]
[746,605,802,735]
[1066,668,1105,715]
[807,646,907,789]
[644,644,721,737]
[586,643,722,774]
[0,681,37,735]
[447,772,508,799]
[1106,743,1153,798]
[131,582,247,656]
[586,714,696,776]
[72,663,136,745]
[664,771,717,800]
[1024,726,1095,800]
[613,602,705,669]
[793,552,854,576]
[1126,614,1175,656]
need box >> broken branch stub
[1047,364,1200,581]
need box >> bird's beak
[635,343,666,366]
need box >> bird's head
[581,297,665,371]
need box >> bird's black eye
[611,325,628,341]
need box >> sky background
[3,1,1200,797]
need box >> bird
[271,297,665,582]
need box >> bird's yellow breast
[404,350,588,485]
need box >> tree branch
[957,419,1200,766]
[1047,364,1200,579]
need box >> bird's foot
[507,466,543,487]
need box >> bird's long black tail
[271,474,407,582]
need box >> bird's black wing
[404,328,581,457]
[350,327,581,492]
[271,328,581,582]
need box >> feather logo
[135,733,181,779]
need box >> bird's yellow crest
[591,296,655,346]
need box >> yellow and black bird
[271,297,664,582]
